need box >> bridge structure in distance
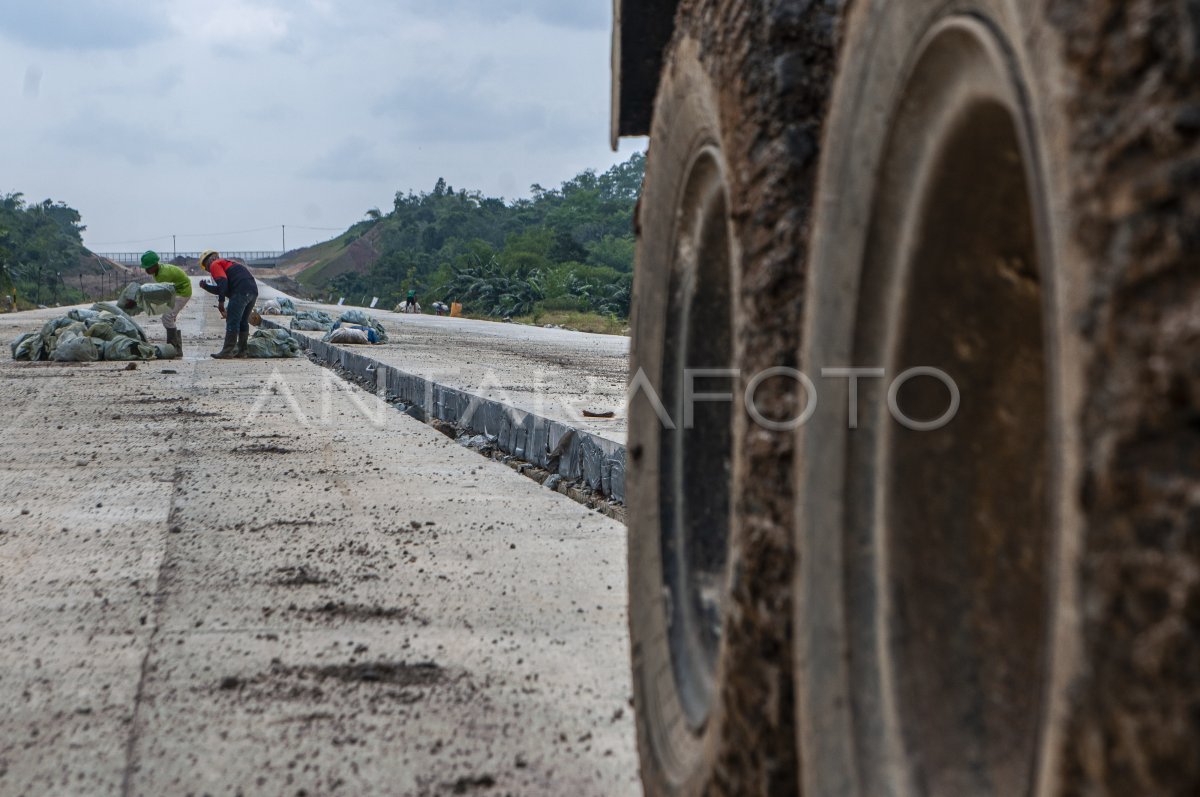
[94,251,285,269]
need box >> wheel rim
[845,18,1053,797]
[659,145,734,732]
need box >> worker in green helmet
[140,250,192,353]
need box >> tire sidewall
[627,37,730,796]
[796,2,1086,795]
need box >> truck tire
[626,2,845,793]
[797,1,1199,795]
[626,41,737,791]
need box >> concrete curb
[263,320,627,503]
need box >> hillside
[256,222,384,298]
[261,153,644,318]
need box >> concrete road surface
[260,290,630,444]
[0,300,638,796]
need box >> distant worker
[140,250,192,354]
[198,249,259,359]
[405,288,417,313]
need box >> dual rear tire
[627,1,1199,795]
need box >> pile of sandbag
[326,326,376,344]
[10,303,176,363]
[290,310,335,332]
[245,328,302,358]
[117,281,177,317]
[260,297,297,317]
[322,309,388,345]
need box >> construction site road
[0,299,638,796]
[258,287,631,444]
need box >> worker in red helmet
[198,249,259,358]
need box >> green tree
[0,193,86,305]
[311,152,646,320]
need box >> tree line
[0,193,88,307]
[325,151,644,319]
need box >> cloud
[168,0,292,52]
[0,2,168,51]
[0,0,626,254]
[54,113,218,167]
[372,59,551,144]
[399,0,608,31]
[303,137,391,182]
[91,66,185,100]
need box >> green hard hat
[140,250,160,269]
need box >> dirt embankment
[274,224,384,286]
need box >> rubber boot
[210,330,238,359]
[235,330,250,358]
[168,328,183,355]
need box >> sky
[0,0,644,254]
